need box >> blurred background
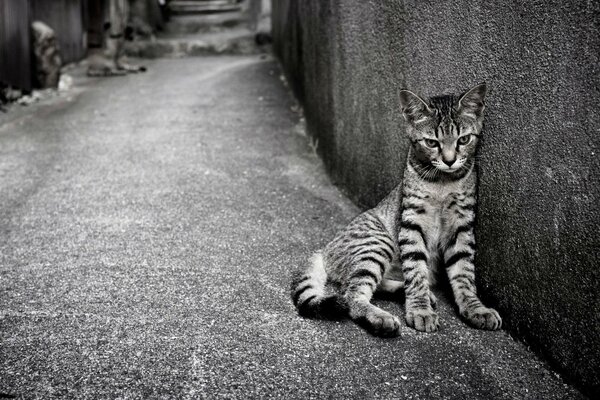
[0,0,270,98]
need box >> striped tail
[291,252,348,320]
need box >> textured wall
[273,0,600,396]
[0,0,32,91]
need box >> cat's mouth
[436,165,462,173]
[411,157,469,181]
[432,161,464,174]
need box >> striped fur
[291,83,501,336]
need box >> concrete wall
[273,0,599,396]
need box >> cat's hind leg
[344,259,402,338]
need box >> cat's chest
[415,191,461,280]
[419,185,467,245]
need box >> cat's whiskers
[427,167,439,181]
[420,164,437,181]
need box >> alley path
[0,56,584,399]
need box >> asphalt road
[0,56,585,399]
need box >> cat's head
[399,83,486,177]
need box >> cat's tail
[291,251,348,320]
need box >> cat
[291,83,502,337]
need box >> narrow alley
[0,56,585,398]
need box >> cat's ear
[458,83,486,119]
[399,90,433,125]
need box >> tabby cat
[291,83,502,337]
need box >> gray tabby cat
[291,83,502,337]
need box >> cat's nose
[443,158,456,167]
[441,148,456,167]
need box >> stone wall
[273,0,600,396]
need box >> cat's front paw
[356,309,402,338]
[461,306,502,330]
[405,308,439,332]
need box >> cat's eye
[457,135,471,145]
[423,139,439,148]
